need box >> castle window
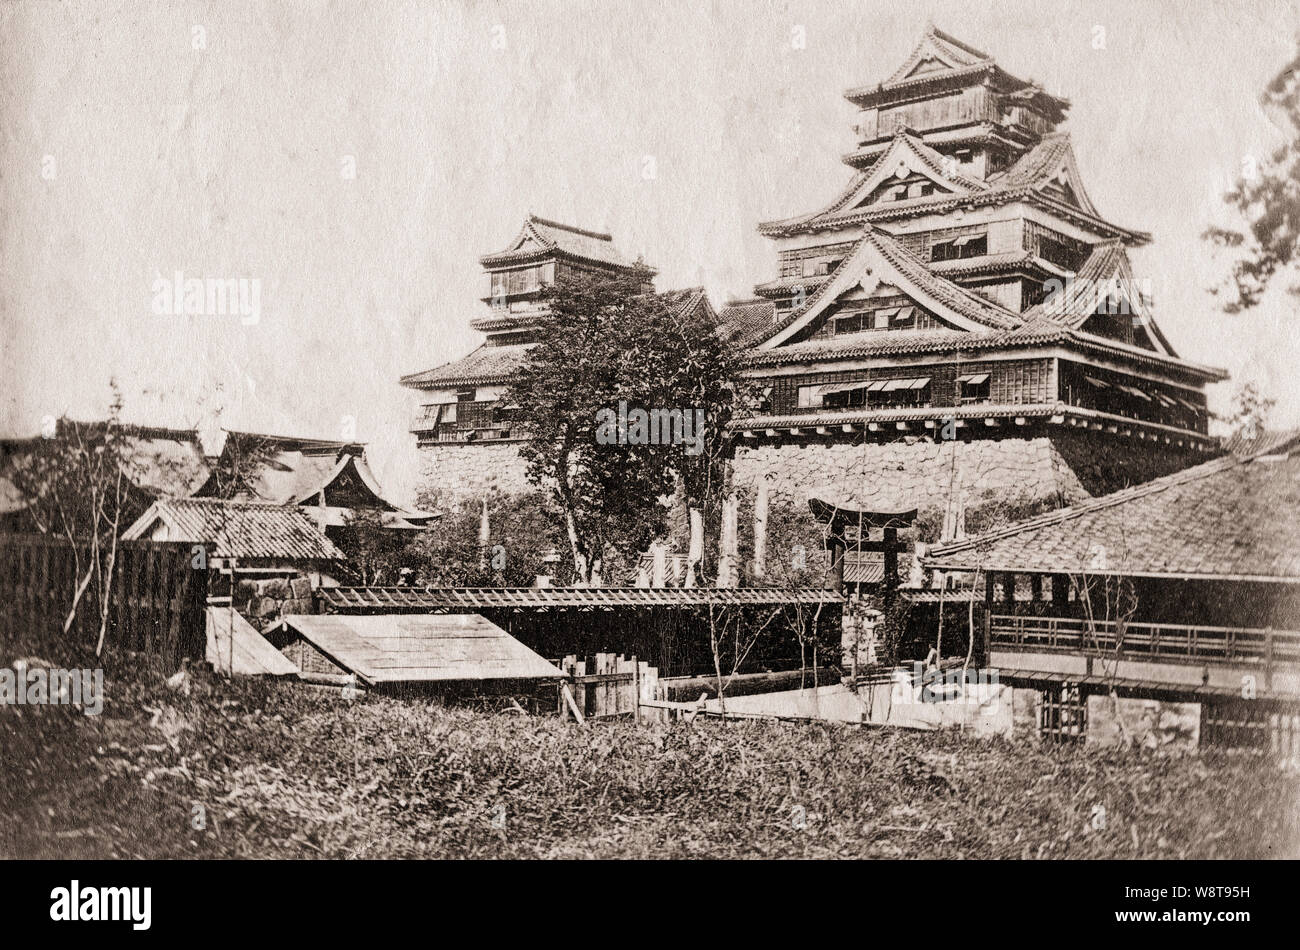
[958,373,990,404]
[868,376,931,408]
[931,232,988,262]
[834,313,863,334]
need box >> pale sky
[2,0,1298,502]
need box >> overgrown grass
[3,665,1297,859]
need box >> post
[752,483,769,581]
[651,541,667,588]
[718,493,739,588]
[882,527,899,592]
[828,533,846,591]
[1266,627,1274,692]
[477,498,490,572]
[631,655,640,724]
[685,508,704,588]
[983,570,994,661]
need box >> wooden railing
[991,614,1300,667]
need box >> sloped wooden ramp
[268,613,565,686]
[205,606,300,677]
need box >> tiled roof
[929,250,1050,277]
[760,133,986,234]
[1021,241,1178,356]
[1221,428,1300,458]
[731,404,1221,450]
[122,497,345,561]
[733,402,1064,431]
[269,613,565,684]
[877,26,992,87]
[400,341,535,388]
[844,550,886,584]
[759,131,1144,242]
[479,214,637,269]
[743,307,1225,381]
[752,274,832,296]
[925,446,1300,582]
[718,298,779,348]
[659,286,714,321]
[402,289,713,389]
[843,25,1069,115]
[744,326,1037,367]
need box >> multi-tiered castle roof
[404,25,1226,456]
[719,24,1225,450]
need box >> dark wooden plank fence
[0,533,207,671]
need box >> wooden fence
[557,653,660,723]
[1201,702,1300,758]
[0,533,207,671]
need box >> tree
[7,388,135,656]
[404,491,571,587]
[506,270,742,584]
[1203,39,1300,311]
[1222,380,1276,443]
[202,431,283,500]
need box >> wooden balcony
[991,614,1300,668]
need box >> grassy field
[3,665,1298,859]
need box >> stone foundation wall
[732,430,1209,518]
[412,429,1213,518]
[234,575,316,630]
[415,440,531,506]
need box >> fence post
[631,655,640,724]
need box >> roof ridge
[173,496,311,509]
[928,25,992,61]
[527,214,613,242]
[929,452,1244,557]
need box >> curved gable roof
[756,226,1020,349]
[479,214,637,269]
[1023,241,1176,357]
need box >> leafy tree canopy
[1204,41,1300,311]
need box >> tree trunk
[565,519,588,584]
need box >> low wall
[233,575,316,629]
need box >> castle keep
[403,26,1226,523]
